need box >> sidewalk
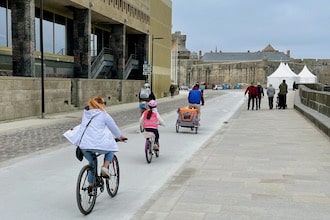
[132,91,330,220]
[0,92,187,134]
[0,91,192,165]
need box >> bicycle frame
[143,132,159,163]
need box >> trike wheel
[105,155,120,197]
[76,165,96,215]
[176,123,179,133]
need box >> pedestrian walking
[244,82,258,110]
[266,84,276,109]
[278,79,288,109]
[256,82,264,109]
[169,83,176,98]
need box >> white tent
[267,62,299,89]
[298,65,317,83]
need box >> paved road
[0,90,243,219]
[0,91,220,165]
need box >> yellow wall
[150,0,172,98]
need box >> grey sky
[172,0,330,59]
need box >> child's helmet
[148,100,157,107]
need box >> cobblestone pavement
[0,92,220,163]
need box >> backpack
[140,88,150,99]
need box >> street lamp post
[151,35,163,91]
[176,39,180,86]
[40,0,45,119]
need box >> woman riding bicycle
[139,100,165,150]
[70,96,127,179]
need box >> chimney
[287,50,291,57]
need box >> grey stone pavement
[132,91,330,220]
[1,90,330,220]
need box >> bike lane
[0,91,244,219]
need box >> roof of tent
[285,63,298,77]
[267,62,299,89]
[267,62,289,77]
[299,65,316,78]
[298,65,317,83]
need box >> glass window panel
[66,19,73,56]
[0,0,6,7]
[104,31,110,48]
[43,19,54,53]
[55,23,65,55]
[95,28,102,54]
[55,14,65,25]
[35,18,40,51]
[91,33,97,57]
[0,6,6,46]
[7,8,11,47]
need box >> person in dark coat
[256,82,264,109]
[278,79,288,109]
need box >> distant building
[202,44,291,63]
[171,38,330,87]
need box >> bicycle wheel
[155,148,159,157]
[145,139,153,163]
[106,155,120,197]
[76,165,97,215]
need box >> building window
[0,0,12,47]
[35,9,67,55]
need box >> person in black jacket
[256,82,264,109]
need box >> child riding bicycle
[139,100,165,150]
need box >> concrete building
[0,0,172,98]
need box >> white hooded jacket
[64,108,122,152]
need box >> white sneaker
[101,167,110,178]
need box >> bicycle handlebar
[115,137,128,142]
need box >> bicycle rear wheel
[106,155,120,197]
[76,165,97,215]
[145,139,153,163]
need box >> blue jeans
[81,149,114,183]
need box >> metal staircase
[91,48,139,79]
[124,54,139,80]
[91,48,114,79]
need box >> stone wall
[72,78,144,108]
[184,60,330,88]
[0,76,71,121]
[294,85,330,137]
[298,85,330,117]
[0,77,145,121]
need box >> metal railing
[124,54,139,80]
